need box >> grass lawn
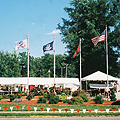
[0,104,120,111]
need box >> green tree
[0,51,21,77]
[34,57,43,77]
[10,51,21,77]
[58,0,120,77]
[18,52,28,77]
[110,88,117,101]
[117,60,120,78]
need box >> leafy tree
[18,52,28,77]
[34,57,43,77]
[58,0,120,78]
[0,51,21,77]
[110,88,117,101]
[11,51,22,77]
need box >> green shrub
[22,92,27,96]
[9,94,16,102]
[72,90,80,97]
[69,96,84,105]
[26,93,34,100]
[46,93,55,100]
[94,95,104,104]
[16,94,22,98]
[49,95,59,104]
[56,90,61,95]
[63,90,69,95]
[79,93,89,102]
[18,89,22,94]
[57,93,67,102]
[2,94,9,99]
[63,99,69,103]
[110,88,117,101]
[0,95,3,100]
[38,90,44,96]
[38,97,47,103]
[44,92,48,99]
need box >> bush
[69,96,84,105]
[94,95,104,104]
[16,94,22,98]
[26,93,34,100]
[2,94,9,99]
[79,93,89,102]
[72,90,80,97]
[63,99,69,103]
[38,97,47,103]
[38,90,44,96]
[49,95,59,104]
[18,89,22,94]
[0,95,3,100]
[44,92,48,99]
[57,93,67,102]
[56,90,61,95]
[22,92,27,96]
[9,94,16,102]
[63,90,69,95]
[46,93,55,100]
[110,88,117,101]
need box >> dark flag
[43,41,54,52]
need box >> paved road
[0,117,120,120]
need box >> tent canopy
[0,77,79,91]
[82,71,119,81]
[0,77,79,85]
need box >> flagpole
[54,35,56,92]
[27,32,29,95]
[106,25,108,88]
[79,38,82,90]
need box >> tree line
[0,51,77,78]
[0,50,119,78]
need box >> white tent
[82,71,119,81]
[0,77,79,91]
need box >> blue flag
[43,41,54,52]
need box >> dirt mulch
[0,96,116,106]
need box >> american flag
[91,30,105,46]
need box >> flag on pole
[15,39,27,50]
[91,30,105,46]
[43,41,54,52]
[73,45,80,58]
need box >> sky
[0,0,71,57]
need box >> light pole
[65,64,68,78]
[65,64,71,78]
[48,69,50,78]
[61,67,63,78]
[40,69,41,77]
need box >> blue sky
[0,0,71,57]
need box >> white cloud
[46,29,61,35]
[32,22,35,25]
